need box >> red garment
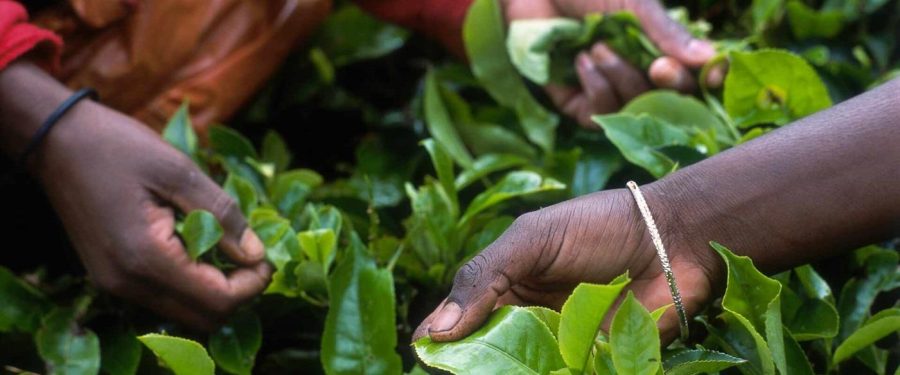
[357,0,474,58]
[0,0,62,72]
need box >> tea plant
[1,0,898,374]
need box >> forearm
[0,60,73,158]
[650,78,900,276]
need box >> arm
[652,77,900,277]
[415,78,900,343]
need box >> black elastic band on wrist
[18,88,99,167]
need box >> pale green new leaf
[610,292,660,375]
[321,234,401,374]
[414,306,565,374]
[181,210,224,260]
[524,306,561,339]
[138,334,214,375]
[558,276,630,372]
[209,311,262,375]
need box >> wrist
[0,60,74,160]
[640,176,727,289]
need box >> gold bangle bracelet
[626,181,690,341]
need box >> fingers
[590,43,651,102]
[649,57,696,93]
[629,1,715,67]
[157,157,265,265]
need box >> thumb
[159,160,265,266]
[416,219,540,342]
[630,1,715,67]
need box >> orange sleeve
[0,0,62,73]
[355,0,473,58]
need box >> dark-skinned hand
[0,61,271,330]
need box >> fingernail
[430,302,462,333]
[686,40,715,61]
[240,229,265,261]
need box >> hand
[0,62,271,330]
[414,188,716,343]
[502,0,720,127]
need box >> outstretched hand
[502,0,720,127]
[413,188,715,343]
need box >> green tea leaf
[224,174,258,217]
[662,349,746,375]
[506,19,582,84]
[424,71,474,168]
[269,169,323,222]
[298,229,337,271]
[706,312,776,375]
[711,242,785,374]
[786,1,844,40]
[724,50,832,128]
[622,90,735,144]
[833,309,900,364]
[209,311,261,375]
[36,308,101,375]
[524,306,561,339]
[609,292,660,375]
[0,266,51,333]
[459,171,565,225]
[414,306,565,374]
[250,210,299,269]
[162,101,197,158]
[454,154,529,190]
[321,234,401,374]
[98,323,141,375]
[181,210,224,260]
[209,125,258,161]
[464,0,558,152]
[558,276,629,372]
[261,130,292,173]
[751,0,784,33]
[138,334,214,375]
[837,246,898,343]
[314,4,410,66]
[593,113,691,178]
[422,138,459,214]
[712,242,782,334]
[782,327,814,375]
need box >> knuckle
[210,191,240,223]
[453,255,489,288]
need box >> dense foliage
[1,0,898,374]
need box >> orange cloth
[27,0,473,134]
[34,0,333,135]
